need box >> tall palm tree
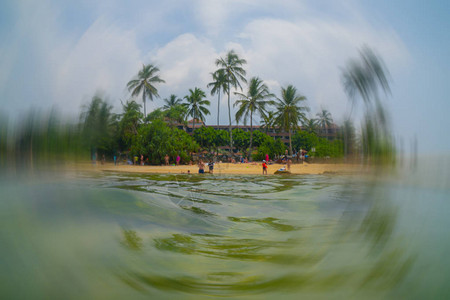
[80,95,115,157]
[260,111,276,135]
[207,69,228,127]
[234,77,273,153]
[215,50,247,152]
[163,94,182,110]
[302,118,319,134]
[341,45,392,161]
[127,64,165,118]
[275,85,309,155]
[183,88,210,131]
[316,109,333,136]
[342,45,390,106]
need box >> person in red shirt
[262,160,268,175]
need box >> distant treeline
[0,97,354,169]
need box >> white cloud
[231,17,409,121]
[194,0,306,37]
[147,33,218,112]
[54,17,141,112]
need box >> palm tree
[183,88,210,131]
[275,85,309,155]
[80,95,116,157]
[342,46,390,106]
[207,69,228,126]
[316,109,333,137]
[302,118,319,135]
[260,111,276,135]
[127,64,165,118]
[163,94,182,110]
[215,50,247,152]
[341,45,392,161]
[234,77,273,153]
[118,100,142,148]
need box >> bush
[132,119,199,164]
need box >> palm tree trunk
[193,112,196,132]
[228,81,233,153]
[249,110,253,159]
[217,92,220,127]
[143,91,146,120]
[289,128,292,155]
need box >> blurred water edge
[0,156,449,299]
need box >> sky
[0,0,449,153]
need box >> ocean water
[1,163,449,299]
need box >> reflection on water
[1,168,449,299]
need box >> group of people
[164,154,181,166]
[109,151,304,175]
[197,160,214,174]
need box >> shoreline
[70,161,370,176]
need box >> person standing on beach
[176,155,181,165]
[208,160,214,174]
[198,160,205,174]
[140,155,144,166]
[262,160,268,175]
[265,153,269,163]
[164,154,169,166]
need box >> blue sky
[0,0,449,153]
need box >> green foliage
[215,50,248,149]
[234,76,273,150]
[118,100,142,150]
[292,131,318,152]
[361,113,396,164]
[316,109,333,134]
[80,95,118,156]
[252,130,272,148]
[164,104,187,126]
[163,94,182,110]
[215,130,229,148]
[341,45,395,164]
[253,138,286,161]
[132,119,198,164]
[145,105,187,127]
[207,69,228,126]
[273,138,287,156]
[232,128,250,154]
[314,138,344,158]
[193,126,217,151]
[292,130,343,158]
[302,118,319,135]
[127,64,165,117]
[260,111,276,134]
[339,119,356,156]
[146,108,165,122]
[274,85,309,154]
[183,87,210,126]
[193,126,229,152]
[1,110,86,169]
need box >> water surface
[1,167,449,299]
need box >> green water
[1,166,449,299]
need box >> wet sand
[75,161,368,175]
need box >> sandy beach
[76,161,368,175]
